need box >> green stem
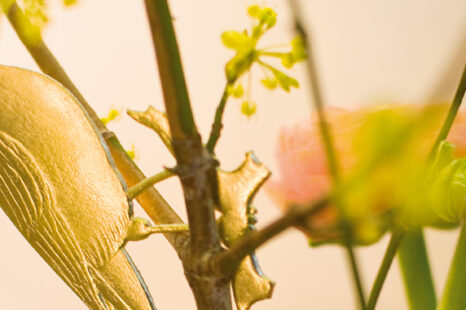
[150,224,189,233]
[398,228,436,310]
[428,64,466,163]
[367,228,405,310]
[437,225,466,310]
[206,83,231,153]
[127,169,174,199]
[288,1,366,308]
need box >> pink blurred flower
[267,105,466,244]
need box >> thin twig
[149,224,189,233]
[5,1,189,254]
[288,1,366,307]
[367,228,405,310]
[206,83,232,153]
[127,169,174,199]
[106,136,189,252]
[437,224,466,310]
[428,64,466,163]
[214,196,329,275]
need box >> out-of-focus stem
[288,1,366,308]
[398,228,436,310]
[428,64,466,162]
[367,228,405,310]
[215,196,329,275]
[437,225,466,310]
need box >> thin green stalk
[288,1,366,308]
[206,83,231,153]
[149,224,189,233]
[127,169,174,199]
[437,225,466,310]
[367,228,405,310]
[428,64,466,163]
[398,228,436,310]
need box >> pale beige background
[1,0,466,309]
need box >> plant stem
[143,1,231,309]
[143,0,196,140]
[127,169,174,199]
[367,228,405,310]
[214,196,329,275]
[428,64,466,163]
[149,224,189,233]
[206,83,231,153]
[398,228,436,310]
[6,1,189,254]
[288,1,366,308]
[437,225,466,310]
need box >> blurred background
[0,0,465,309]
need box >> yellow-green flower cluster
[1,0,77,31]
[222,5,306,116]
[100,108,121,125]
